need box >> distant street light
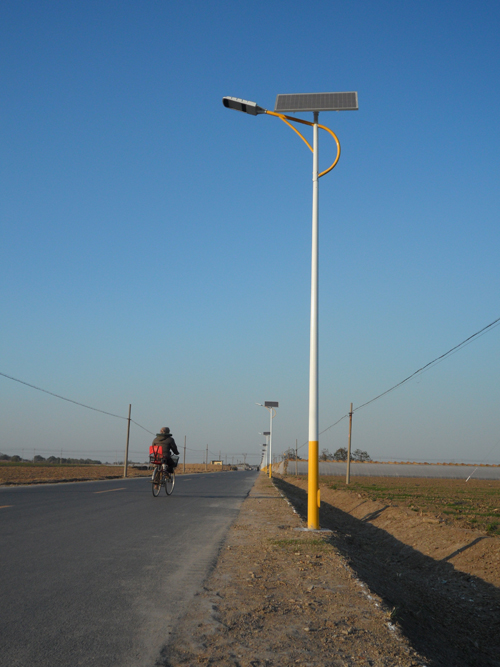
[225,92,358,528]
[257,404,278,478]
[259,431,271,471]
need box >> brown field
[0,462,234,485]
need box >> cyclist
[152,427,179,473]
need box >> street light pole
[259,431,270,472]
[225,92,357,527]
[257,404,278,478]
[308,112,320,528]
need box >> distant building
[210,460,223,465]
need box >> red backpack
[149,444,163,465]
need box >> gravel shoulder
[161,473,428,667]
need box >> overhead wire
[297,314,500,451]
[0,371,128,420]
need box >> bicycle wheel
[165,470,175,495]
[152,468,162,497]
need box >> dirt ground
[162,473,500,667]
[0,463,232,485]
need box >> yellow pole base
[307,441,319,529]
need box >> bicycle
[149,447,179,497]
[151,465,175,497]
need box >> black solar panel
[275,92,358,113]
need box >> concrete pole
[295,439,298,476]
[183,435,186,473]
[205,445,208,471]
[346,403,353,485]
[123,404,131,478]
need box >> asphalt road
[0,470,258,667]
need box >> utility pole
[346,403,353,485]
[205,445,208,471]
[295,439,298,476]
[124,404,131,478]
[183,435,186,473]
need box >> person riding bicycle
[151,427,179,473]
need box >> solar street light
[257,403,278,478]
[227,93,358,527]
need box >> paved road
[0,471,257,667]
[278,461,500,479]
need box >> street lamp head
[223,97,266,116]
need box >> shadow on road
[274,477,500,667]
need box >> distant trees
[281,446,372,463]
[353,449,371,462]
[0,454,102,465]
[332,447,371,462]
[283,448,298,461]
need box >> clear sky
[1,0,500,465]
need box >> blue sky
[1,0,500,464]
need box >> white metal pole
[268,409,273,478]
[308,111,320,529]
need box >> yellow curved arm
[265,110,341,178]
[317,123,341,178]
[265,110,313,152]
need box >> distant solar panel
[275,92,358,113]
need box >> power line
[353,315,500,413]
[0,372,162,438]
[299,314,500,450]
[130,420,155,436]
[0,371,127,421]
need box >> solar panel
[275,92,358,113]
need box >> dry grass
[312,474,500,535]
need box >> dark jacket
[152,433,179,460]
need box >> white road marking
[94,488,126,494]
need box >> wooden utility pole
[295,439,298,476]
[124,404,131,478]
[183,435,186,473]
[346,403,353,485]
